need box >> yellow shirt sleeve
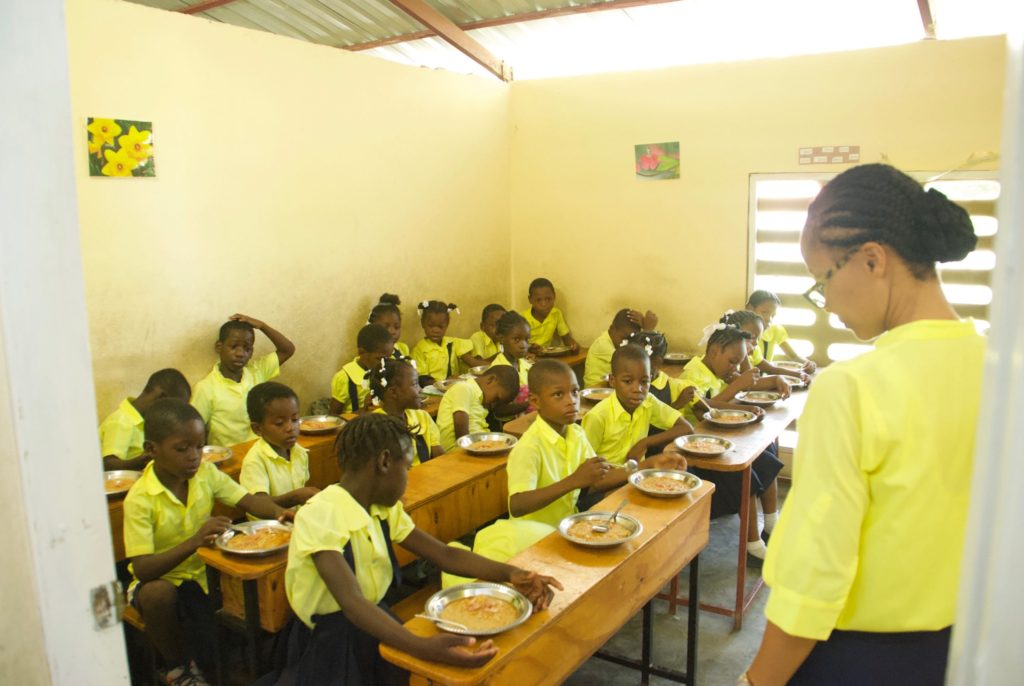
[384,502,415,544]
[423,414,441,451]
[210,465,249,507]
[554,308,570,337]
[123,492,156,558]
[190,378,214,424]
[330,368,352,407]
[581,404,607,455]
[763,368,867,640]
[251,352,281,383]
[240,447,271,495]
[507,443,541,497]
[648,396,683,430]
[99,406,140,460]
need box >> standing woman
[743,164,984,686]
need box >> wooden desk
[381,482,714,686]
[537,346,588,380]
[673,390,808,630]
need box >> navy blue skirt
[790,626,951,685]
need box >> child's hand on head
[194,516,232,546]
[642,310,659,330]
[508,569,564,611]
[229,313,265,329]
[572,456,611,487]
[420,634,499,667]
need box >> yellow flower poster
[87,118,155,177]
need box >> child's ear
[527,391,540,407]
[376,448,392,473]
[142,439,156,456]
[214,340,223,353]
[251,421,263,437]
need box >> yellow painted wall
[66,0,511,417]
[508,37,1005,352]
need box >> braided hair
[364,356,415,407]
[495,310,529,337]
[707,323,752,351]
[368,293,402,325]
[806,164,977,279]
[334,413,413,472]
[624,330,667,360]
[720,309,763,333]
[417,300,459,322]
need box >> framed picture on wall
[634,141,679,180]
[87,118,155,178]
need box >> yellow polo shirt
[469,330,500,360]
[436,380,488,451]
[748,341,765,367]
[240,438,310,496]
[761,322,789,361]
[442,519,555,588]
[286,485,414,628]
[677,356,727,424]
[393,341,410,358]
[521,306,570,347]
[123,462,248,592]
[651,371,688,404]
[492,352,532,387]
[330,359,370,413]
[372,407,442,465]
[507,418,593,527]
[583,331,616,388]
[99,398,145,460]
[411,336,472,380]
[581,393,682,465]
[191,352,280,447]
[764,319,985,640]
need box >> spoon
[592,498,629,534]
[415,614,471,632]
[694,395,720,418]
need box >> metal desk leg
[205,566,225,686]
[687,554,700,685]
[734,465,752,630]
[641,601,653,685]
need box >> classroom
[2,0,1022,684]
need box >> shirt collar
[332,485,393,530]
[531,414,570,445]
[138,461,201,504]
[210,361,250,385]
[254,437,295,463]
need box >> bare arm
[103,454,151,472]
[237,492,287,520]
[452,411,470,440]
[131,516,231,583]
[746,621,818,686]
[230,314,296,365]
[508,457,608,517]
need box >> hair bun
[378,293,400,306]
[913,188,977,263]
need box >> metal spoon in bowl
[415,614,471,632]
[592,498,629,534]
[694,395,720,418]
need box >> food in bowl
[300,419,337,431]
[225,528,291,552]
[683,439,727,454]
[638,476,691,494]
[104,477,135,493]
[566,520,633,542]
[439,596,519,632]
[467,439,509,452]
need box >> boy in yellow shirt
[191,313,295,447]
[241,381,320,508]
[436,365,519,451]
[123,399,287,686]
[329,324,395,415]
[99,368,190,471]
[468,304,505,363]
[582,343,694,466]
[520,277,579,352]
[583,308,658,388]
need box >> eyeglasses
[803,246,861,309]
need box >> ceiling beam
[178,0,242,15]
[348,0,680,53]
[916,0,936,39]
[385,0,512,80]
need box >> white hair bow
[696,322,728,349]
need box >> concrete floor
[564,483,789,686]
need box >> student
[436,366,519,451]
[746,290,816,372]
[628,331,696,410]
[366,357,444,464]
[583,309,658,388]
[411,300,474,386]
[191,314,295,447]
[725,310,812,381]
[240,382,320,509]
[519,277,579,352]
[489,311,533,417]
[330,324,395,415]
[581,344,693,466]
[123,399,287,686]
[677,323,791,562]
[280,414,563,684]
[468,303,505,364]
[367,293,410,359]
[99,368,190,471]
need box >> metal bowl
[215,520,292,557]
[104,470,142,497]
[558,511,643,548]
[580,387,614,403]
[663,352,691,363]
[435,378,461,392]
[781,374,808,389]
[423,582,532,636]
[775,361,804,372]
[299,415,345,434]
[673,434,733,457]
[469,365,490,376]
[201,445,233,465]
[629,469,703,498]
[735,390,781,406]
[457,432,518,455]
[702,410,758,427]
[539,345,572,356]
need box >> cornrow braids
[417,300,459,321]
[333,413,413,473]
[625,330,667,359]
[720,309,763,330]
[368,293,402,324]
[807,164,977,279]
[495,310,529,337]
[365,356,415,406]
[707,324,752,350]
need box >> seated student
[241,382,320,511]
[583,309,658,388]
[724,310,812,381]
[581,344,694,466]
[99,368,190,471]
[519,278,579,352]
[367,293,410,359]
[628,331,696,410]
[330,324,395,415]
[468,304,505,364]
[366,357,444,463]
[677,322,791,562]
[411,300,474,386]
[124,399,288,686]
[746,289,816,372]
[191,314,295,447]
[436,366,519,451]
[489,311,533,418]
[280,414,563,684]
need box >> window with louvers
[748,172,998,368]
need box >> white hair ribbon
[696,322,728,349]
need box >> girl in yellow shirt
[365,357,444,464]
[411,300,475,385]
[745,164,982,685]
[746,290,816,372]
[367,293,410,359]
[724,310,811,382]
[490,311,533,419]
